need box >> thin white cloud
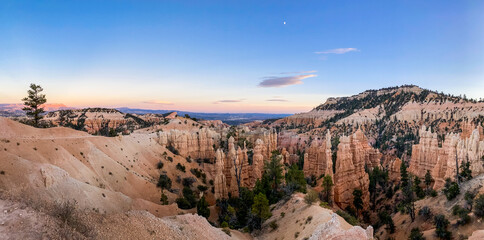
[143,100,174,105]
[213,99,245,104]
[279,70,317,75]
[315,48,359,54]
[258,74,317,88]
[266,99,289,102]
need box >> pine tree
[321,175,334,203]
[197,196,210,219]
[22,83,47,127]
[157,174,172,204]
[460,161,472,182]
[424,170,433,194]
[353,189,363,217]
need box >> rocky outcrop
[409,125,484,189]
[42,108,165,135]
[213,149,228,199]
[240,128,277,160]
[334,129,380,209]
[157,128,221,161]
[303,131,333,177]
[309,213,373,240]
[277,131,311,155]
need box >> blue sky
[1,0,483,113]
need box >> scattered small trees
[452,205,470,225]
[442,178,460,200]
[418,206,432,221]
[22,83,47,127]
[474,194,484,218]
[157,174,172,205]
[434,214,451,240]
[464,191,476,211]
[197,196,210,219]
[285,164,306,193]
[378,210,395,233]
[176,187,197,209]
[409,227,425,240]
[459,161,472,182]
[176,163,186,172]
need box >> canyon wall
[409,125,484,189]
[333,129,381,209]
[157,128,221,161]
[303,131,333,177]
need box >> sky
[1,0,483,113]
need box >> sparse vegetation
[442,178,459,200]
[336,210,359,226]
[196,196,210,219]
[304,190,318,205]
[434,214,451,240]
[176,163,186,172]
[474,194,484,218]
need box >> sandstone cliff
[409,125,484,189]
[157,128,220,161]
[334,129,381,209]
[303,131,333,178]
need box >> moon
[283,21,286,25]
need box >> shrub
[434,214,451,240]
[336,210,358,226]
[280,212,285,218]
[442,178,459,200]
[269,220,278,231]
[167,156,173,162]
[176,163,186,172]
[409,227,425,240]
[167,145,179,155]
[182,177,196,187]
[156,161,163,169]
[196,196,210,219]
[221,228,231,236]
[320,202,330,209]
[176,197,191,209]
[418,206,432,220]
[197,185,208,192]
[452,205,470,225]
[304,190,319,205]
[464,191,476,211]
[190,168,203,178]
[474,194,484,218]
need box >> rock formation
[409,125,484,189]
[303,131,333,177]
[334,129,380,209]
[213,149,228,199]
[309,213,374,240]
[42,108,165,134]
[157,128,220,161]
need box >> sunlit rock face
[333,129,381,210]
[409,125,484,189]
[157,128,220,161]
[303,131,333,178]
